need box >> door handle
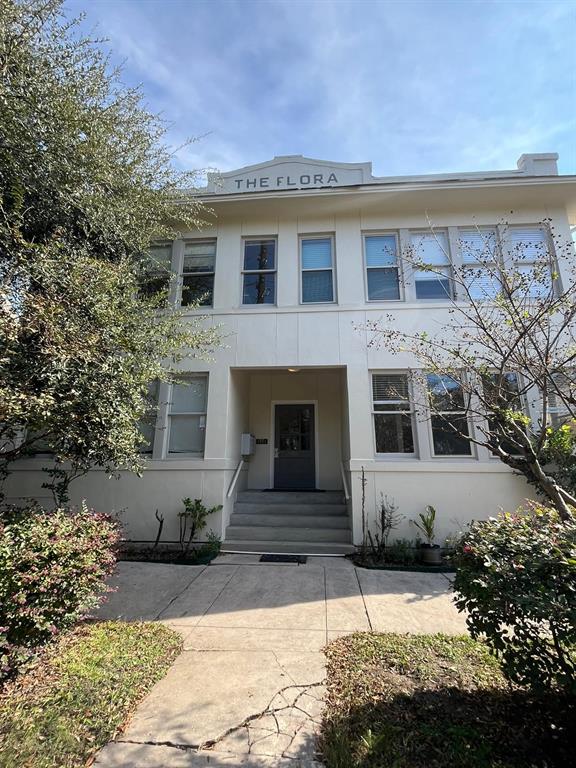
[274,448,279,458]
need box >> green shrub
[452,505,576,694]
[0,503,120,679]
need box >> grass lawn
[321,633,574,768]
[0,621,182,768]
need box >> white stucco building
[10,153,576,553]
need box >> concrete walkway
[94,554,465,767]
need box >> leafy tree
[0,0,219,500]
[365,222,576,519]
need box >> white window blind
[411,232,452,299]
[459,228,501,299]
[509,227,552,298]
[181,240,216,307]
[301,237,334,303]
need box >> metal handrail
[340,461,351,500]
[226,459,244,498]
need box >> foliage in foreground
[0,622,181,768]
[0,504,120,679]
[453,504,576,695]
[321,632,574,768]
[0,0,219,500]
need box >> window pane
[302,270,333,302]
[138,380,159,454]
[367,268,400,300]
[244,240,276,271]
[140,242,173,298]
[183,252,215,273]
[459,229,497,264]
[243,273,276,304]
[374,413,414,453]
[365,236,397,267]
[510,228,548,261]
[373,373,409,401]
[411,232,449,265]
[302,238,332,270]
[171,378,207,413]
[182,275,214,306]
[415,269,452,299]
[427,374,466,411]
[515,265,552,297]
[484,372,520,408]
[463,266,501,300]
[168,415,205,453]
[431,415,472,455]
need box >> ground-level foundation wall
[348,464,534,546]
[246,369,344,490]
[4,464,234,542]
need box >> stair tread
[223,540,355,555]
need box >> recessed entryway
[273,402,316,490]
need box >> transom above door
[273,403,316,490]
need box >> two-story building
[9,153,576,553]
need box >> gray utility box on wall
[241,433,256,457]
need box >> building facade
[9,153,576,552]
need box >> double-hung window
[482,372,524,454]
[140,241,173,300]
[181,240,216,307]
[372,373,415,454]
[411,231,452,299]
[459,228,501,300]
[167,376,208,455]
[509,227,552,298]
[242,239,276,304]
[427,373,472,456]
[365,235,401,300]
[548,373,574,428]
[301,237,335,303]
[138,380,159,455]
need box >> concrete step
[237,491,345,505]
[225,525,351,543]
[233,502,348,517]
[222,540,356,555]
[229,513,350,528]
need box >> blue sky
[66,0,576,177]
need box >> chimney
[517,153,559,176]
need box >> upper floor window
[140,241,173,300]
[181,240,216,307]
[167,376,208,455]
[301,237,335,303]
[364,235,401,301]
[242,239,276,304]
[411,231,452,300]
[459,228,501,300]
[372,373,415,454]
[427,373,472,456]
[509,227,552,298]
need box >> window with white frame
[167,376,208,455]
[372,373,415,454]
[242,239,276,304]
[138,380,159,454]
[482,372,524,454]
[509,227,552,298]
[411,231,452,299]
[301,237,335,303]
[181,240,216,307]
[140,241,173,300]
[459,228,501,300]
[364,234,401,301]
[426,373,472,456]
[548,373,574,428]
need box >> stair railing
[226,459,244,499]
[340,461,351,501]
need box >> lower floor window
[168,376,208,455]
[427,373,472,456]
[372,373,415,454]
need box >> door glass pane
[244,240,276,270]
[367,268,400,300]
[302,270,333,302]
[243,273,276,304]
[171,379,207,412]
[302,239,332,269]
[168,415,205,453]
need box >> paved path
[94,555,465,767]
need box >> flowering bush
[0,503,120,679]
[452,505,576,694]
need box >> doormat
[260,554,307,564]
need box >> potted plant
[410,505,442,565]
